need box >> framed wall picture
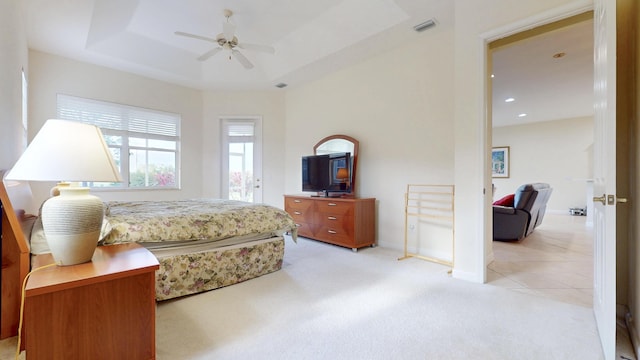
[492,146,510,178]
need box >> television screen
[302,154,330,192]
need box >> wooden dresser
[284,195,376,251]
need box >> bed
[0,175,297,338]
[99,199,297,300]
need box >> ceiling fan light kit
[175,8,274,69]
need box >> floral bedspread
[101,199,297,245]
[155,238,284,300]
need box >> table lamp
[5,119,122,265]
[336,167,349,190]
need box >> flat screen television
[302,152,351,197]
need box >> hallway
[488,213,592,307]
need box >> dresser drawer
[294,222,314,238]
[288,208,313,223]
[315,213,353,230]
[314,200,354,216]
[285,197,314,211]
[314,224,353,244]
[285,197,314,223]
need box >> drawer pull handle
[328,230,337,234]
[327,216,337,220]
[294,200,302,203]
[294,211,302,215]
[328,203,337,206]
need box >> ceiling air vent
[413,19,436,32]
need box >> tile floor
[488,213,593,307]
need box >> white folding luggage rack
[398,184,455,267]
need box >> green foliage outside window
[130,165,176,187]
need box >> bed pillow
[493,193,515,207]
[29,216,50,254]
[29,215,113,255]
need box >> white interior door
[592,0,617,357]
[220,117,263,203]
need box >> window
[56,94,181,189]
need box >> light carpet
[155,236,603,360]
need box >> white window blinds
[226,122,255,142]
[56,94,180,140]
[227,122,254,138]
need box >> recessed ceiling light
[518,113,527,117]
[491,74,495,78]
[505,97,515,103]
[553,52,566,59]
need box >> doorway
[484,3,638,357]
[487,13,595,302]
[220,117,263,203]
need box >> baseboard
[451,268,484,283]
[625,312,640,358]
[547,209,578,215]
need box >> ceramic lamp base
[41,187,104,265]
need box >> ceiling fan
[175,9,275,69]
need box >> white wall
[201,91,287,208]
[0,0,28,170]
[26,51,289,209]
[452,0,592,282]
[28,51,204,204]
[284,15,455,252]
[492,116,593,212]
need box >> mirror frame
[314,134,359,196]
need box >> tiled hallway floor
[488,213,593,307]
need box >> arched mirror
[314,135,359,196]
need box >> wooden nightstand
[25,243,159,360]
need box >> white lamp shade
[5,119,122,182]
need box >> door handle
[593,194,628,205]
[613,196,628,204]
[593,195,607,205]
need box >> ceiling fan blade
[237,42,275,54]
[223,22,236,41]
[232,50,254,69]
[197,47,222,61]
[175,31,218,44]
